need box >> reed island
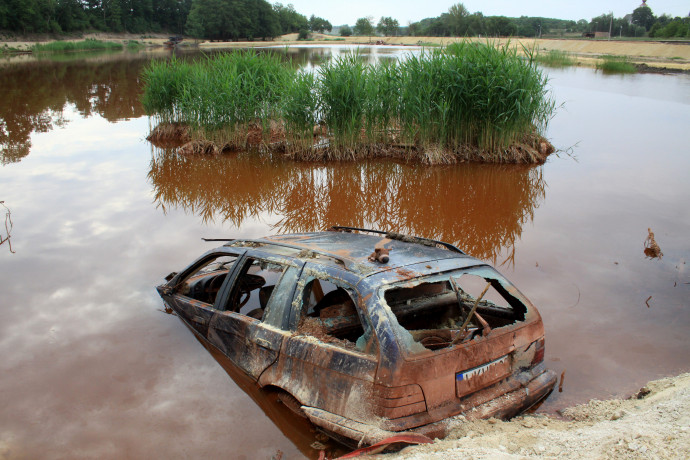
[142,42,556,164]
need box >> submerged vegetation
[32,39,124,53]
[141,43,556,164]
[596,55,637,74]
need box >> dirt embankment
[382,373,690,459]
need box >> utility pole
[608,13,613,40]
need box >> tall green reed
[317,53,368,153]
[283,72,320,153]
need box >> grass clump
[126,40,144,50]
[535,50,576,67]
[394,42,554,160]
[32,39,123,53]
[142,43,556,163]
[1,44,22,55]
[142,51,293,148]
[596,55,637,74]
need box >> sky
[277,1,690,26]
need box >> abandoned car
[157,227,557,445]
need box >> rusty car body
[157,227,557,446]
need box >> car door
[265,263,380,420]
[208,253,303,380]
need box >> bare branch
[0,201,15,253]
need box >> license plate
[456,355,511,396]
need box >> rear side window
[382,269,527,353]
[295,275,376,354]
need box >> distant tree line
[0,0,331,40]
[1,0,686,40]
[583,6,688,38]
[344,3,688,39]
[0,0,194,34]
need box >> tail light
[531,338,545,366]
[374,384,427,419]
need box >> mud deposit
[0,47,689,459]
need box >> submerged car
[157,227,556,446]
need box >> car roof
[223,229,478,278]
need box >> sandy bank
[381,373,690,459]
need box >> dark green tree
[309,15,332,33]
[632,5,655,31]
[445,2,469,35]
[376,16,399,36]
[353,17,374,36]
[273,2,308,34]
[339,24,352,36]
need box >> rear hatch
[370,264,549,430]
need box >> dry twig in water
[0,201,15,253]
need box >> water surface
[0,47,689,459]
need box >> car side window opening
[383,270,527,352]
[175,255,238,305]
[297,277,374,354]
[226,258,288,320]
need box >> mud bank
[147,122,556,165]
[382,373,690,459]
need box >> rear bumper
[302,367,557,446]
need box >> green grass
[1,44,22,55]
[32,39,123,53]
[535,49,577,67]
[141,42,555,162]
[126,40,144,50]
[596,55,637,74]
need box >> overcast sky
[277,1,689,26]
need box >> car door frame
[163,247,247,338]
[209,249,305,380]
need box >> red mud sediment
[296,317,356,350]
[146,122,191,148]
[147,122,556,164]
[177,140,219,156]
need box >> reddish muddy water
[0,46,689,459]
